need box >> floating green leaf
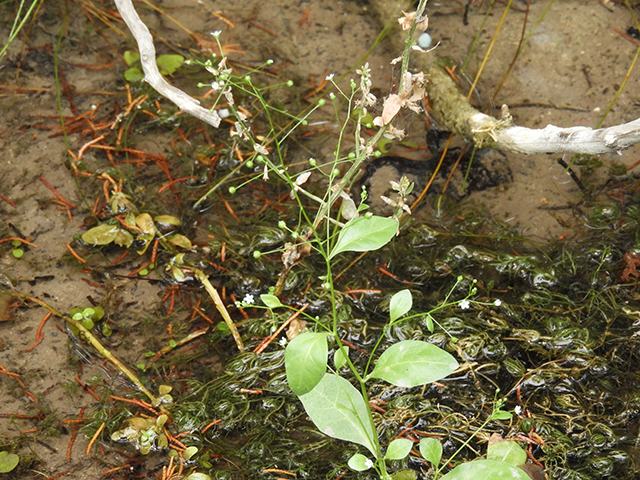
[114,229,134,248]
[385,438,413,460]
[487,439,527,467]
[155,215,182,226]
[157,54,184,75]
[123,50,140,66]
[419,437,442,467]
[299,373,377,456]
[368,340,459,388]
[348,453,372,471]
[183,446,198,461]
[390,289,412,322]
[124,66,144,82]
[0,451,19,473]
[440,460,531,480]
[168,234,192,249]
[285,332,329,395]
[82,224,121,246]
[329,215,398,259]
[136,213,156,235]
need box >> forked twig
[113,0,221,128]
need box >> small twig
[195,269,245,351]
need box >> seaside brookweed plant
[209,3,534,477]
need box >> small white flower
[514,405,523,415]
[494,299,502,307]
[459,300,470,310]
[279,337,287,347]
[243,294,255,305]
[211,30,222,38]
[325,73,335,81]
[364,458,374,469]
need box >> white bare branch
[113,0,221,128]
[493,117,640,155]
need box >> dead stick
[194,269,245,351]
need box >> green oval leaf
[187,473,213,480]
[260,294,283,308]
[368,340,459,388]
[136,213,156,235]
[390,470,418,480]
[157,54,184,75]
[440,460,531,480]
[385,438,413,460]
[487,439,527,467]
[82,224,121,246]
[168,234,192,249]
[114,229,134,248]
[123,50,140,66]
[124,66,144,82]
[334,346,349,370]
[0,451,19,473]
[329,215,398,259]
[285,332,329,395]
[390,289,412,322]
[348,453,372,471]
[183,446,198,461]
[154,215,182,226]
[299,374,377,456]
[419,437,442,467]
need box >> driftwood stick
[113,0,221,128]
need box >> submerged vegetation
[2,0,640,479]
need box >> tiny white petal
[459,300,470,310]
[494,299,502,307]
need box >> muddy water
[1,1,640,479]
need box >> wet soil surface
[1,1,640,479]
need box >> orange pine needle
[201,419,221,434]
[0,194,17,207]
[67,407,85,460]
[65,243,87,263]
[39,176,77,209]
[86,422,105,455]
[253,304,309,354]
[24,312,51,352]
[0,237,37,248]
[127,263,150,277]
[158,176,195,193]
[77,134,106,160]
[248,20,278,37]
[262,468,296,476]
[102,464,132,476]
